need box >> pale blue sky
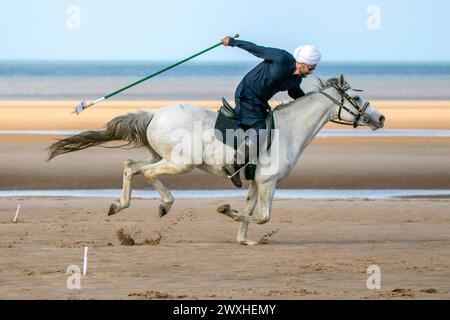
[1,0,448,61]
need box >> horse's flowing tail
[47,111,154,161]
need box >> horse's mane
[315,77,339,91]
[274,77,339,111]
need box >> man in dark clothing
[221,36,322,188]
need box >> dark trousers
[234,97,269,158]
[235,97,268,131]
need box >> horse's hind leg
[146,178,175,217]
[140,159,195,217]
[108,157,157,216]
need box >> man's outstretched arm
[222,36,290,62]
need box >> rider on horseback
[221,36,322,188]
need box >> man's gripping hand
[221,36,232,46]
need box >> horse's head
[320,74,385,130]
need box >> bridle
[320,82,370,128]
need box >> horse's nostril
[379,115,385,123]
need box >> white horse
[48,75,385,245]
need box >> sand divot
[116,210,195,246]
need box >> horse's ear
[339,74,345,87]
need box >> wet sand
[1,136,450,190]
[1,99,450,190]
[0,197,449,299]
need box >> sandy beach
[2,0,450,303]
[0,99,449,299]
[1,100,450,130]
[0,197,449,299]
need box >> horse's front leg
[236,181,259,245]
[217,180,276,232]
[254,180,276,224]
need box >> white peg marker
[83,246,88,275]
[13,204,21,223]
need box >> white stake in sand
[83,246,88,275]
[13,204,21,223]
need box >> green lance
[73,34,239,115]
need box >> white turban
[293,44,321,65]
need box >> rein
[229,81,372,179]
[320,83,370,128]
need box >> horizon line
[0,59,449,64]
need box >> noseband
[320,83,370,128]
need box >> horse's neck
[275,92,334,155]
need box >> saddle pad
[214,111,240,149]
[214,108,275,150]
[214,106,276,181]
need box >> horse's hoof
[217,204,239,220]
[159,204,169,218]
[217,204,231,214]
[239,239,258,246]
[108,203,118,216]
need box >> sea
[0,61,449,100]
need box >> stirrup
[223,164,242,189]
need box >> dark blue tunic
[229,38,305,130]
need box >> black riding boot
[222,141,253,189]
[223,156,243,188]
